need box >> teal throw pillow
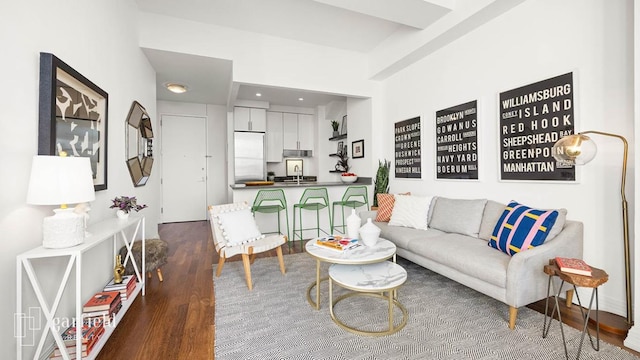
[488,201,559,256]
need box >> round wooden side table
[542,259,608,359]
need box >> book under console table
[16,215,146,360]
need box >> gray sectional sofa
[359,196,584,329]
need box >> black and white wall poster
[499,72,575,181]
[436,100,478,180]
[395,117,421,178]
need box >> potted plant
[331,120,340,137]
[267,171,275,181]
[372,159,390,208]
[110,196,147,220]
[335,147,349,173]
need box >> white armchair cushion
[215,208,264,246]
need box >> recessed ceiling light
[256,93,262,97]
[298,97,304,101]
[165,83,188,94]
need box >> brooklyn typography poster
[499,72,575,181]
[435,100,478,180]
[395,116,421,178]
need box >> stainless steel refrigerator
[234,132,266,183]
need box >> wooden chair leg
[156,268,164,282]
[216,257,226,277]
[276,246,285,274]
[241,253,253,290]
[509,306,518,329]
[565,288,574,308]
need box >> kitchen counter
[231,177,373,240]
[230,177,371,189]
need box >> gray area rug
[214,253,638,360]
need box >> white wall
[157,101,229,206]
[0,1,159,357]
[380,0,634,318]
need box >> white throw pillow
[215,208,264,246]
[388,195,432,230]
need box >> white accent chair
[208,202,286,290]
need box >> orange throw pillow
[375,194,396,222]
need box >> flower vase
[359,218,381,247]
[346,209,361,239]
[116,210,129,220]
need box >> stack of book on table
[49,318,104,359]
[82,290,122,321]
[103,274,137,301]
[315,236,361,252]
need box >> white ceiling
[136,0,456,107]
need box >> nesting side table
[542,259,608,360]
[328,261,408,336]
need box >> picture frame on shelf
[340,115,348,135]
[38,52,109,191]
[352,139,364,158]
[337,141,344,154]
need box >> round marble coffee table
[329,261,408,336]
[305,238,396,310]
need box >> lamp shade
[27,155,96,205]
[552,134,598,165]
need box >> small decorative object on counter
[114,254,126,284]
[267,171,275,181]
[340,172,358,183]
[346,209,361,239]
[110,196,147,220]
[359,218,381,247]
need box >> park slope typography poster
[499,72,575,181]
[436,100,478,180]
[395,116,421,178]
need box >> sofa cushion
[388,195,432,230]
[407,233,509,288]
[375,193,395,222]
[478,200,507,241]
[488,201,559,256]
[428,197,487,237]
[375,220,446,249]
[546,208,568,242]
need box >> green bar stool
[251,189,291,247]
[332,186,369,235]
[292,188,332,249]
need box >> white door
[161,115,207,222]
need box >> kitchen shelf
[329,134,347,141]
[329,170,344,173]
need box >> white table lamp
[27,155,96,248]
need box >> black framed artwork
[38,53,109,191]
[499,72,575,181]
[352,139,364,158]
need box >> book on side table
[555,257,592,276]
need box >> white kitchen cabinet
[234,107,266,132]
[282,112,299,149]
[297,114,314,151]
[266,111,283,162]
[282,112,314,150]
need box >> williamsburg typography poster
[435,100,478,180]
[395,117,421,178]
[499,72,575,181]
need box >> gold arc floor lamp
[552,130,632,328]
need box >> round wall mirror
[125,101,153,186]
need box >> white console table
[16,215,146,360]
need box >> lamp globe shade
[552,134,597,165]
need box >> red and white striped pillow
[375,192,411,222]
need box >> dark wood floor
[97,221,638,359]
